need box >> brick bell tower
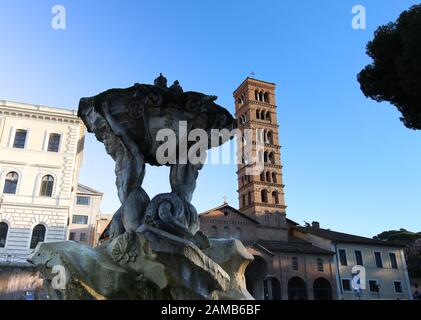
[234,77,288,240]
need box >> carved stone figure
[78,74,235,242]
[28,75,253,300]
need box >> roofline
[199,203,260,224]
[233,77,276,95]
[297,227,407,248]
[0,100,78,118]
[255,240,335,255]
[77,183,104,196]
[286,218,300,226]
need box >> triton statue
[28,75,253,300]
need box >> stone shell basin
[78,83,237,166]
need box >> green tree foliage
[358,4,421,129]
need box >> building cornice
[238,181,285,192]
[235,100,277,115]
[237,163,283,174]
[0,100,80,123]
[1,202,71,210]
[241,202,287,211]
[0,160,62,170]
[233,77,276,96]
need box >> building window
[76,196,91,206]
[266,131,273,144]
[342,279,352,292]
[317,258,324,272]
[389,253,398,269]
[0,222,8,248]
[40,175,54,197]
[80,233,87,242]
[355,250,364,266]
[292,257,298,271]
[338,249,348,266]
[210,226,218,237]
[47,133,61,152]
[263,92,269,103]
[272,172,277,183]
[13,129,27,149]
[3,172,19,194]
[272,191,279,205]
[261,189,268,203]
[394,281,403,293]
[369,280,380,293]
[72,215,89,225]
[69,232,76,241]
[30,224,46,249]
[223,226,230,238]
[374,252,383,268]
[235,227,242,239]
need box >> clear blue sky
[1,0,420,237]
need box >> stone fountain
[28,74,254,300]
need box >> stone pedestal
[28,226,253,300]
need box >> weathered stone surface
[28,241,139,300]
[205,239,254,300]
[137,225,230,299]
[27,76,252,300]
[28,229,254,300]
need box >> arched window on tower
[261,189,268,203]
[259,92,264,102]
[242,194,246,207]
[256,109,260,119]
[266,111,272,122]
[269,152,275,164]
[272,191,279,205]
[272,172,277,183]
[248,191,252,205]
[266,131,273,144]
[30,224,46,249]
[3,171,19,194]
[264,151,269,164]
[0,222,8,248]
[264,92,269,103]
[266,171,271,182]
[260,172,265,181]
[255,90,258,101]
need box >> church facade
[199,77,413,300]
[200,78,338,300]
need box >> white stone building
[69,184,103,246]
[0,100,84,265]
